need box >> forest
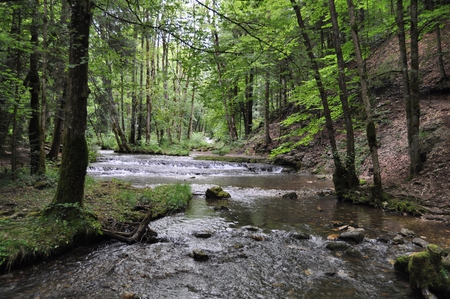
[0,0,449,209]
[1,0,450,297]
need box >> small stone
[338,230,365,244]
[121,292,139,299]
[191,249,209,261]
[345,248,363,258]
[326,242,350,251]
[282,192,298,200]
[291,232,310,240]
[194,231,213,238]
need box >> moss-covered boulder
[205,186,231,199]
[394,244,450,295]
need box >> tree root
[101,210,158,244]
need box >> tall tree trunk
[243,70,254,137]
[137,32,144,142]
[436,24,447,81]
[329,0,359,189]
[145,37,154,144]
[47,85,67,160]
[25,2,43,175]
[347,0,383,202]
[47,0,69,160]
[52,0,92,213]
[409,0,422,176]
[40,0,49,169]
[187,85,196,140]
[290,0,348,198]
[129,28,138,145]
[264,72,272,146]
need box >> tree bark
[409,0,422,176]
[347,0,383,202]
[436,24,447,81]
[329,0,359,189]
[47,85,66,160]
[264,72,272,146]
[52,0,92,214]
[25,2,43,175]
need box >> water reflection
[1,152,448,298]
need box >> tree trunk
[264,72,272,146]
[0,8,22,154]
[347,0,383,202]
[436,24,447,81]
[52,0,92,214]
[329,0,359,189]
[47,85,67,160]
[409,0,422,176]
[243,70,254,137]
[290,0,348,198]
[187,85,196,140]
[25,3,43,175]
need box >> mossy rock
[396,244,450,293]
[205,186,231,199]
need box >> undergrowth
[0,173,192,272]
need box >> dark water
[1,151,448,299]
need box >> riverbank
[0,176,191,272]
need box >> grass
[0,173,192,272]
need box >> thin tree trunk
[329,0,359,189]
[264,72,272,146]
[347,0,383,202]
[47,85,66,160]
[409,0,422,176]
[436,24,447,81]
[187,85,196,140]
[290,0,347,197]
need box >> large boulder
[394,244,450,296]
[205,186,231,199]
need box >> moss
[0,179,192,272]
[394,254,412,273]
[397,244,450,292]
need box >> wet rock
[194,231,213,239]
[399,228,415,237]
[377,235,390,243]
[190,249,209,261]
[326,242,350,251]
[242,225,259,232]
[282,192,298,200]
[345,248,363,258]
[338,230,365,244]
[205,186,231,199]
[412,237,429,248]
[121,292,139,299]
[392,234,405,245]
[395,244,450,295]
[213,205,229,211]
[290,232,310,240]
[250,234,265,241]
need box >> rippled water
[1,151,449,298]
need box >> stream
[1,150,449,299]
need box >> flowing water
[1,150,449,299]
